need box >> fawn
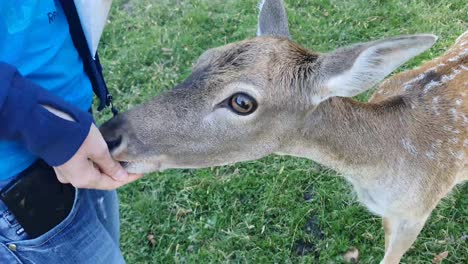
[100,0,467,262]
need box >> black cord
[107,94,119,117]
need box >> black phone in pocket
[0,161,75,238]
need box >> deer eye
[228,93,257,115]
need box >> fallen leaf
[432,251,449,264]
[343,247,359,263]
[147,233,157,247]
[176,209,193,220]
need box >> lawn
[95,0,467,263]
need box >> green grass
[95,0,467,263]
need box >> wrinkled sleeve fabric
[0,62,93,166]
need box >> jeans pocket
[6,187,80,247]
[4,189,125,264]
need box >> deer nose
[99,116,128,156]
[105,135,122,153]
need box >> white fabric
[74,0,112,59]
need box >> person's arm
[0,61,92,165]
[0,62,142,189]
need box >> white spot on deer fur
[449,108,458,120]
[425,151,435,160]
[432,96,440,115]
[401,138,417,156]
[448,48,468,62]
[449,138,459,144]
[464,139,468,147]
[462,113,468,125]
[424,67,463,94]
[441,69,461,82]
[455,99,463,106]
[403,65,444,91]
[423,80,442,94]
[454,151,465,160]
[461,65,468,71]
[444,126,461,134]
[430,140,444,152]
[403,73,426,91]
[443,125,460,134]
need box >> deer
[100,0,467,263]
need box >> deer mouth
[119,161,129,167]
[116,159,164,174]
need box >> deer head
[100,0,436,174]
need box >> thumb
[91,149,128,181]
[86,125,128,181]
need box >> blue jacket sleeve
[0,62,93,166]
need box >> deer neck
[280,96,410,179]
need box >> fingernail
[115,169,127,179]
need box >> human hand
[53,124,143,190]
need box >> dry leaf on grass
[147,233,157,247]
[176,209,193,220]
[432,251,449,264]
[343,247,359,263]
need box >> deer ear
[257,0,291,39]
[314,34,437,102]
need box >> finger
[87,136,128,181]
[69,160,102,188]
[91,172,144,190]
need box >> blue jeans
[0,188,125,264]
